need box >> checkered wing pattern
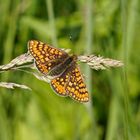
[28,40,68,74]
[51,64,89,102]
[50,68,71,96]
[66,66,89,102]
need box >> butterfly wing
[51,64,89,102]
[65,65,89,102]
[28,40,68,74]
[50,68,71,96]
[34,60,62,75]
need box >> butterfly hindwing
[65,66,89,102]
[50,68,71,96]
[51,64,89,102]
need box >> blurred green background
[0,0,140,140]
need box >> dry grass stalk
[0,53,33,71]
[0,53,123,72]
[78,55,123,70]
[0,82,31,90]
[0,52,123,89]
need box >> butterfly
[28,40,89,103]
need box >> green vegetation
[0,0,140,140]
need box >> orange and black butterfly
[28,40,89,103]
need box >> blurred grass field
[0,0,140,140]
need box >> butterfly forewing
[66,66,89,102]
[28,40,68,74]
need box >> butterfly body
[28,40,89,103]
[48,55,77,77]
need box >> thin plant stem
[46,0,58,47]
[126,0,139,58]
[84,0,98,139]
[121,0,130,139]
[2,1,20,81]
